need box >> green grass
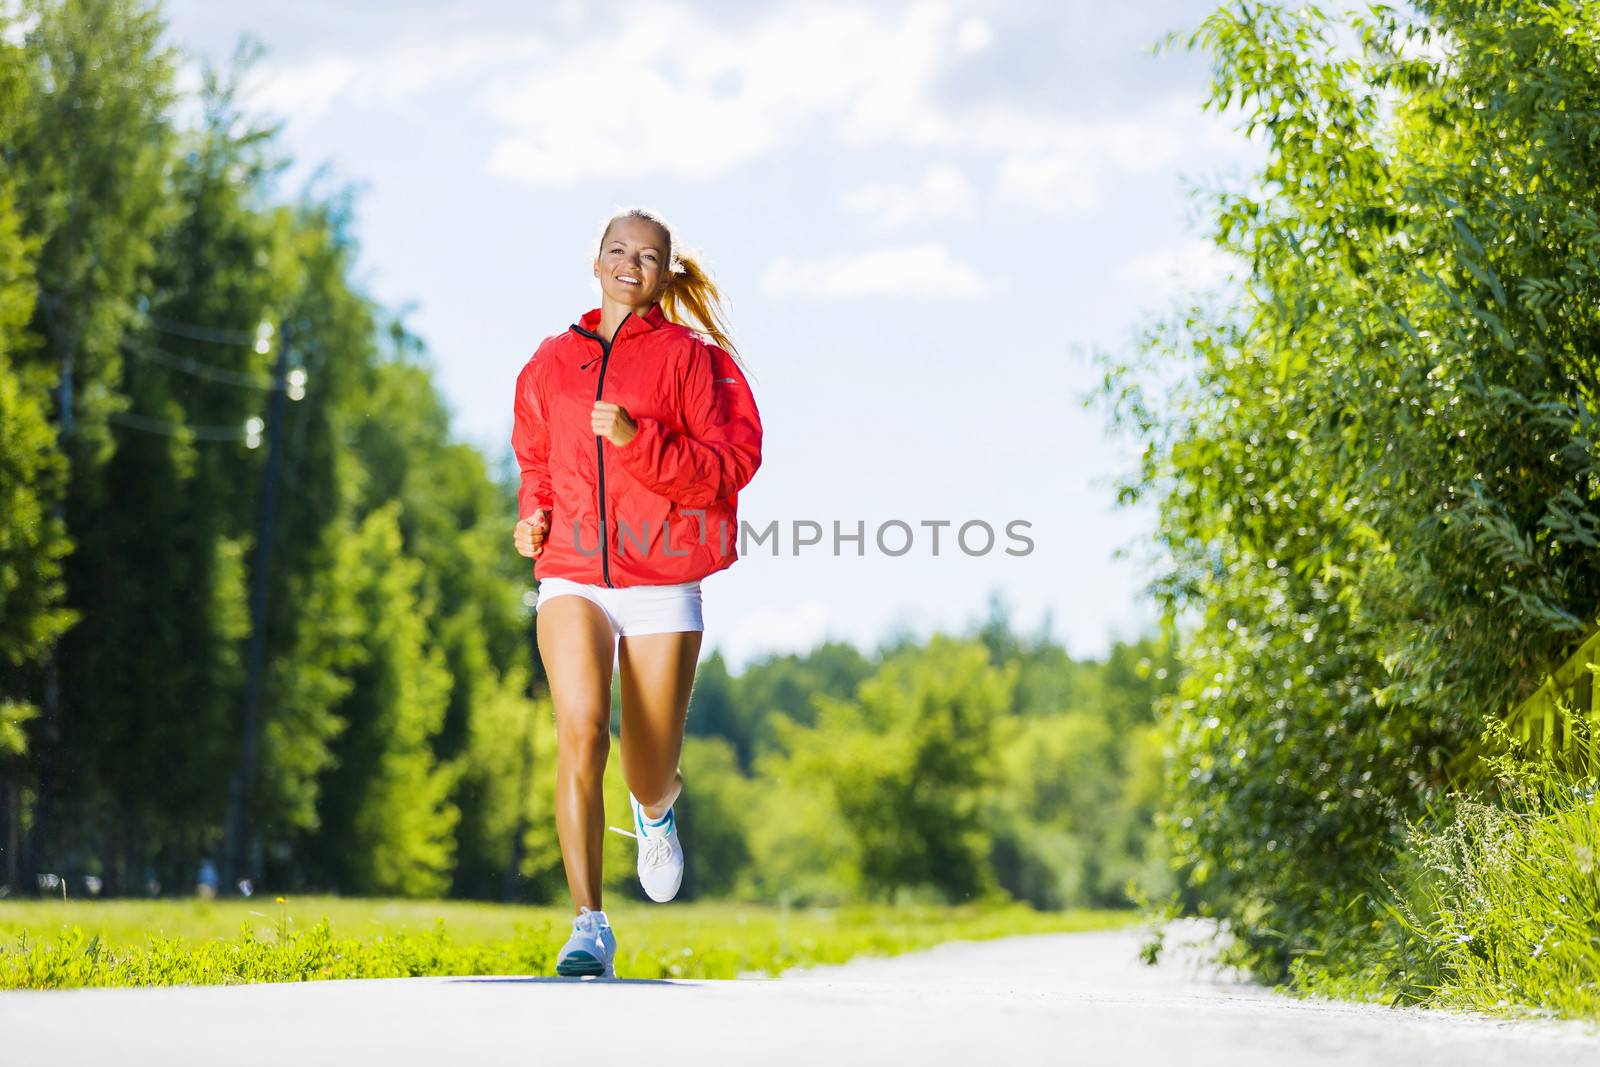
[1281,736,1600,1023]
[0,896,1135,990]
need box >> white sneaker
[609,792,684,902]
[555,906,616,977]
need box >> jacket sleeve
[614,339,763,508]
[511,355,555,520]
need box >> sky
[161,0,1258,670]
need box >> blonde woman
[511,208,763,977]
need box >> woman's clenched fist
[514,507,549,558]
[591,400,638,447]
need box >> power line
[145,313,264,347]
[121,337,275,390]
[109,409,254,442]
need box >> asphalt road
[5,920,1597,1065]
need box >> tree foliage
[1105,0,1600,978]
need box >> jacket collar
[574,302,667,341]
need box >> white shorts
[534,576,704,637]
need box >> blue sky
[163,0,1257,669]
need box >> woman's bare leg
[617,630,703,819]
[536,596,617,914]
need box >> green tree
[768,635,1013,902]
[695,641,871,768]
[8,0,178,888]
[303,505,460,898]
[345,344,531,897]
[1104,0,1600,977]
[0,41,72,723]
[0,36,74,887]
[984,635,1177,909]
[252,194,386,891]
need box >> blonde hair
[600,207,749,373]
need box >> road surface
[4,919,1596,1065]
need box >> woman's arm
[511,355,556,520]
[613,340,762,508]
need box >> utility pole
[505,614,540,902]
[22,295,76,895]
[221,321,292,894]
[504,702,535,903]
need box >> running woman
[511,208,763,978]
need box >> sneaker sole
[556,951,609,978]
[641,877,682,903]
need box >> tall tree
[0,33,74,888]
[301,505,460,898]
[9,0,177,887]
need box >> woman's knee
[623,764,681,810]
[557,715,611,769]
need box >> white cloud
[246,55,360,120]
[996,153,1101,214]
[242,34,545,123]
[1116,238,1243,292]
[475,5,1249,219]
[842,165,975,228]
[364,36,548,98]
[955,15,994,54]
[762,242,988,300]
[482,3,971,185]
[987,93,1224,215]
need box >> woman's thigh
[617,629,703,769]
[536,594,618,744]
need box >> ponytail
[659,249,748,372]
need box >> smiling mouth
[617,275,641,286]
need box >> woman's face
[594,217,669,308]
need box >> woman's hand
[591,401,638,447]
[514,507,549,558]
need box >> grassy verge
[1284,765,1600,1021]
[0,897,1134,990]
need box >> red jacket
[512,302,763,587]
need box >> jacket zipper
[569,312,633,588]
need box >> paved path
[4,920,1597,1065]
